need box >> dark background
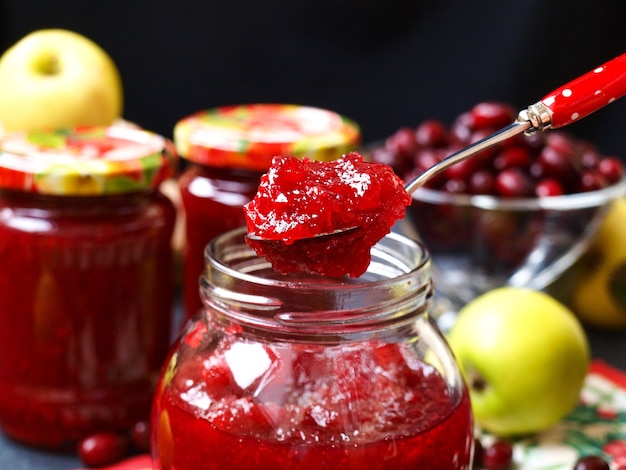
[0,3,625,467]
[1,0,625,159]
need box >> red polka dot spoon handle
[539,52,626,129]
[406,52,626,194]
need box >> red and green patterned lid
[174,103,361,171]
[0,124,176,195]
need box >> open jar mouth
[200,227,433,340]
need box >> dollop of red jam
[244,152,412,277]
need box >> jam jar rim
[200,227,434,338]
[173,103,361,171]
[0,124,176,196]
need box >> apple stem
[468,370,488,392]
[35,55,61,76]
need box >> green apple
[448,287,590,437]
[569,198,626,328]
[0,29,123,132]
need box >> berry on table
[473,439,513,470]
[77,432,129,468]
[573,455,611,470]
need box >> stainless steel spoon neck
[404,120,531,195]
[518,101,553,134]
[403,102,555,196]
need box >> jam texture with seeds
[244,152,411,277]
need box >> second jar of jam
[174,103,361,322]
[0,125,177,450]
[151,228,474,469]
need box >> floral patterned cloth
[485,360,626,469]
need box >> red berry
[598,156,624,183]
[450,111,474,143]
[495,169,534,197]
[480,440,513,470]
[415,119,448,147]
[536,178,564,197]
[468,170,496,195]
[580,170,609,192]
[444,155,481,182]
[573,455,610,470]
[546,131,578,156]
[537,145,581,188]
[444,178,467,194]
[78,432,129,468]
[385,127,419,157]
[581,145,602,168]
[470,102,516,129]
[494,146,533,171]
[415,148,442,173]
[130,420,151,452]
[370,146,412,176]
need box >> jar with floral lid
[151,227,474,469]
[173,103,361,322]
[0,124,177,450]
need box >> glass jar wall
[0,126,177,450]
[151,228,474,469]
[174,104,361,321]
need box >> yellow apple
[448,287,590,437]
[0,29,123,132]
[569,198,626,328]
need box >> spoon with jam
[245,52,626,277]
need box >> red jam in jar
[151,228,474,469]
[244,152,412,277]
[0,125,177,450]
[174,104,361,320]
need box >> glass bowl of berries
[370,102,626,323]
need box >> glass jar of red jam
[151,227,475,469]
[0,125,177,450]
[174,104,361,322]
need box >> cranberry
[537,145,581,189]
[130,420,151,452]
[581,145,602,168]
[468,170,496,195]
[444,155,481,182]
[495,168,534,198]
[536,178,565,197]
[580,170,609,192]
[598,156,624,183]
[444,178,467,194]
[546,131,578,156]
[479,440,513,470]
[415,119,448,147]
[370,146,412,176]
[78,432,129,468]
[415,148,443,173]
[385,127,419,157]
[470,102,516,130]
[573,455,610,470]
[450,111,474,143]
[494,146,533,171]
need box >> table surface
[1,326,624,469]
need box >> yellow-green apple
[448,287,590,437]
[569,198,626,328]
[0,29,123,132]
